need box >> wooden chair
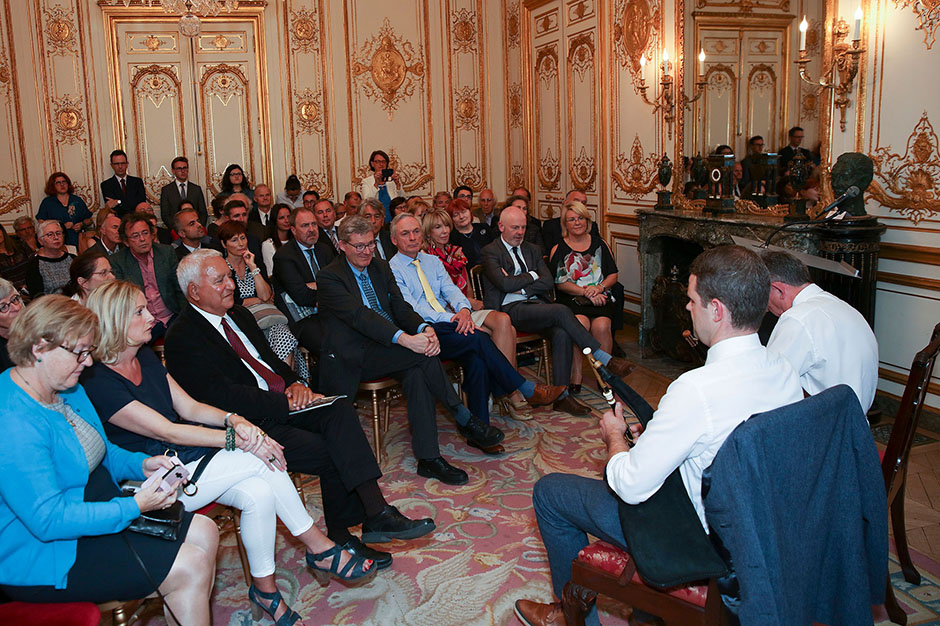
[881,321,940,625]
[97,599,150,626]
[468,264,552,383]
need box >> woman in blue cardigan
[0,296,218,625]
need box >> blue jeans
[533,473,629,626]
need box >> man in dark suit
[314,199,340,255]
[360,199,394,260]
[247,183,275,229]
[110,212,183,339]
[318,216,504,485]
[472,188,500,227]
[173,204,218,260]
[778,126,814,174]
[165,249,434,569]
[480,207,635,415]
[272,206,335,355]
[100,149,148,218]
[159,156,208,227]
[86,211,123,256]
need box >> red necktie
[220,318,286,393]
[120,178,127,196]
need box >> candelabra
[636,51,708,141]
[795,12,865,132]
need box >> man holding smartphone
[513,245,803,626]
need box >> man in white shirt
[513,245,803,626]
[762,250,879,412]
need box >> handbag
[126,449,220,541]
[247,301,288,330]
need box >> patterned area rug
[127,376,940,625]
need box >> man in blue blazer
[100,150,148,218]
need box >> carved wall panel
[35,0,100,210]
[198,63,254,193]
[869,111,940,224]
[504,0,525,193]
[128,64,185,200]
[445,0,487,191]
[346,2,434,194]
[890,0,940,49]
[566,31,596,192]
[0,2,29,216]
[745,63,777,143]
[534,42,561,197]
[701,64,736,154]
[284,1,333,198]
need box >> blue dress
[37,195,92,246]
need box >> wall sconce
[637,49,708,141]
[795,11,865,132]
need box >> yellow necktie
[413,258,446,313]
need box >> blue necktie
[358,271,393,323]
[378,185,392,222]
[304,248,319,278]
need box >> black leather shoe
[416,457,469,485]
[340,536,392,570]
[361,505,436,543]
[457,416,505,449]
[553,396,590,416]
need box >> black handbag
[126,449,219,541]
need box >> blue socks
[518,380,536,398]
[595,350,612,365]
[454,404,472,426]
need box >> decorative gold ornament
[508,164,525,191]
[796,17,865,132]
[538,149,561,190]
[890,0,940,49]
[612,0,660,89]
[506,2,520,49]
[132,65,180,108]
[801,89,819,120]
[454,86,480,131]
[145,34,162,51]
[301,169,331,199]
[202,64,246,106]
[694,0,789,11]
[612,135,657,200]
[570,146,596,191]
[290,8,319,54]
[748,63,775,95]
[508,83,523,128]
[456,163,484,189]
[536,47,558,82]
[869,111,940,224]
[353,148,431,192]
[568,0,594,22]
[295,88,323,135]
[351,19,425,120]
[213,34,230,49]
[44,6,77,56]
[568,33,594,81]
[52,94,85,144]
[451,8,477,54]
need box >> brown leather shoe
[526,384,566,407]
[606,356,637,378]
[514,599,568,626]
[553,396,590,416]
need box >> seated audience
[318,216,504,485]
[302,190,320,212]
[732,161,744,197]
[165,249,433,570]
[206,194,227,240]
[160,156,207,228]
[220,198,266,274]
[740,134,764,190]
[389,196,409,218]
[407,197,430,221]
[220,220,308,380]
[390,213,563,427]
[505,194,545,255]
[220,163,254,203]
[87,211,123,257]
[260,203,294,274]
[25,220,74,297]
[479,207,634,416]
[762,250,879,412]
[82,282,374,624]
[447,198,493,268]
[248,183,274,227]
[271,206,335,356]
[275,174,305,209]
[359,198,394,260]
[100,149,148,218]
[432,191,452,210]
[136,202,174,245]
[778,126,814,173]
[314,199,340,252]
[173,204,217,260]
[360,150,404,221]
[549,200,619,395]
[62,250,114,304]
[474,188,499,227]
[0,277,22,370]
[12,216,38,253]
[541,190,600,255]
[0,295,218,625]
[715,143,734,155]
[340,191,362,222]
[513,245,804,626]
[110,212,183,339]
[0,223,32,292]
[38,172,92,248]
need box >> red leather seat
[0,601,100,626]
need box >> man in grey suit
[159,156,208,227]
[479,207,635,415]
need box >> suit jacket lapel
[367,261,391,311]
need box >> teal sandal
[306,544,377,587]
[247,584,302,625]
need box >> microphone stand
[762,189,858,247]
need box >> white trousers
[181,450,314,578]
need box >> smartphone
[141,461,190,493]
[381,168,394,181]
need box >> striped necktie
[358,271,393,323]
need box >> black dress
[449,223,493,268]
[549,232,618,319]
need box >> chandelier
[110,0,239,37]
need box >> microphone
[762,185,861,248]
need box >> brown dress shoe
[526,384,566,407]
[606,356,637,378]
[514,599,568,626]
[553,395,590,416]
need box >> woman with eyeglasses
[359,150,403,222]
[37,172,92,248]
[220,164,254,202]
[25,220,74,297]
[81,281,374,625]
[548,200,619,394]
[62,250,115,305]
[0,277,23,371]
[0,295,219,625]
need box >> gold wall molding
[566,31,596,192]
[44,4,77,56]
[568,31,593,79]
[290,7,320,54]
[612,0,660,91]
[568,0,595,23]
[606,213,641,226]
[890,0,940,50]
[880,241,940,266]
[445,0,487,190]
[570,146,596,190]
[509,163,525,190]
[508,82,523,127]
[51,93,86,144]
[451,7,478,54]
[693,0,790,12]
[505,0,524,194]
[294,88,323,135]
[612,135,658,199]
[538,149,561,189]
[456,162,484,188]
[0,2,28,216]
[878,271,940,292]
[869,111,940,225]
[199,63,253,194]
[454,85,480,131]
[350,18,426,120]
[507,1,521,47]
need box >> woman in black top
[446,198,493,268]
[0,277,23,371]
[25,220,73,297]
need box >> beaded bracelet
[225,426,236,451]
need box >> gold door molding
[504,0,525,193]
[567,30,597,192]
[128,64,185,199]
[869,111,940,225]
[0,1,29,215]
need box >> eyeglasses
[173,165,189,171]
[343,240,376,252]
[457,193,472,199]
[0,293,22,313]
[566,216,587,222]
[59,344,96,363]
[41,231,63,239]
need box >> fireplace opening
[649,237,705,363]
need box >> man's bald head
[498,206,527,246]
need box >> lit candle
[662,49,670,77]
[799,17,808,51]
[854,7,862,40]
[698,48,706,74]
[639,54,647,81]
